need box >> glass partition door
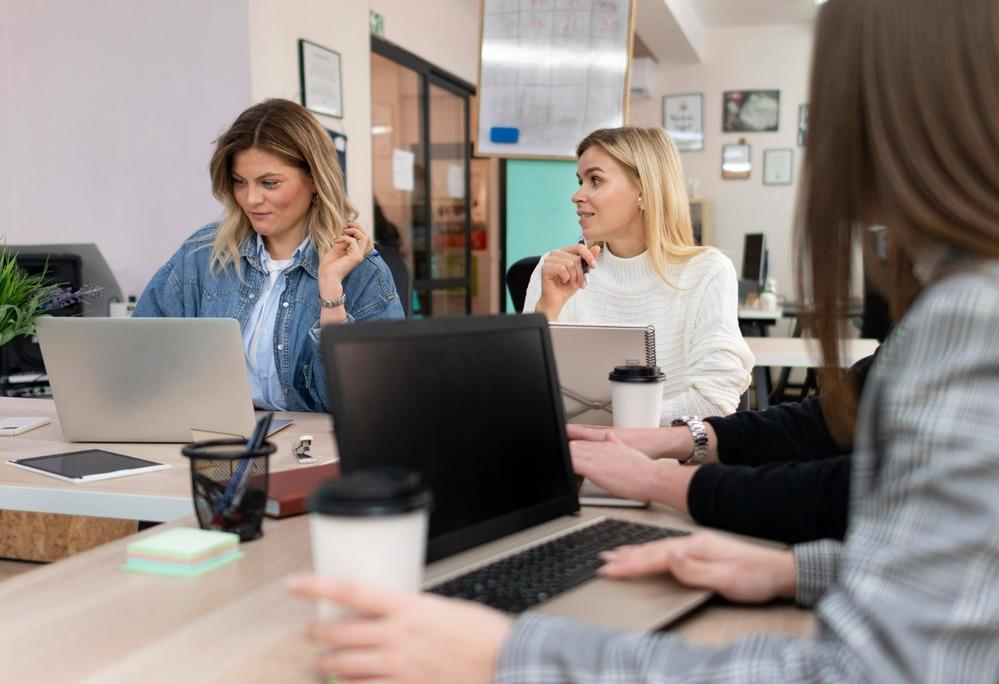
[371,39,472,317]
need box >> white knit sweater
[524,246,754,420]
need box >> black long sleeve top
[686,354,876,544]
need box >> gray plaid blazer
[497,260,999,683]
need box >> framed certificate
[299,39,343,118]
[763,148,793,185]
[663,93,704,152]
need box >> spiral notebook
[548,323,657,508]
[548,322,657,426]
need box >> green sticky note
[126,527,239,562]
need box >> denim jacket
[133,223,405,412]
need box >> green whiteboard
[504,158,580,311]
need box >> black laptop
[321,314,706,624]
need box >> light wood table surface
[0,398,337,521]
[746,337,879,368]
[0,507,815,683]
[745,337,879,409]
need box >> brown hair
[208,99,355,274]
[797,0,999,443]
[577,126,709,286]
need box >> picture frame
[797,104,808,146]
[763,148,793,185]
[722,143,752,180]
[723,90,779,132]
[662,93,704,152]
[299,39,343,118]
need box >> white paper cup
[610,365,665,428]
[308,468,432,620]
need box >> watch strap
[671,415,708,465]
[319,293,346,308]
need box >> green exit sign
[369,10,385,36]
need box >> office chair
[505,256,540,313]
[377,246,412,318]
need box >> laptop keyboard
[427,518,688,614]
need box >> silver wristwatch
[319,293,346,309]
[671,416,708,465]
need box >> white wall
[0,0,252,299]
[630,24,813,304]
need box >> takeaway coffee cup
[308,468,432,620]
[609,364,666,428]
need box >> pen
[578,235,590,286]
[218,412,273,518]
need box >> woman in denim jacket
[134,99,404,412]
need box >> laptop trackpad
[536,574,711,631]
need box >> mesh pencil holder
[181,438,276,542]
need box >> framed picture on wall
[723,90,779,132]
[722,143,752,179]
[663,93,704,151]
[763,148,793,185]
[299,39,343,118]
[797,104,809,146]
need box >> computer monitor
[741,233,767,285]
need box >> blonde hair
[208,99,355,274]
[576,126,707,285]
[797,0,999,444]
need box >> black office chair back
[505,256,540,313]
[377,246,412,318]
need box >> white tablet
[6,449,170,483]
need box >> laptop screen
[322,315,578,562]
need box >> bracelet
[670,416,708,465]
[319,293,346,309]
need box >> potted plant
[0,245,103,347]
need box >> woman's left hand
[319,223,371,292]
[291,575,512,684]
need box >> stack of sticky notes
[122,528,243,578]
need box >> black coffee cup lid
[609,365,665,383]
[309,467,433,517]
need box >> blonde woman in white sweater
[524,126,753,420]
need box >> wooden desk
[0,398,337,521]
[745,337,879,409]
[0,508,815,682]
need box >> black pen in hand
[578,236,590,286]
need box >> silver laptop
[549,322,655,426]
[36,317,258,442]
[321,314,709,630]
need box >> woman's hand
[567,423,715,462]
[599,532,797,604]
[570,431,696,511]
[535,243,600,320]
[319,222,371,295]
[291,575,512,684]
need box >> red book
[265,463,340,518]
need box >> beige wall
[630,24,814,307]
[370,0,481,85]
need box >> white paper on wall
[392,149,415,192]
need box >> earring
[637,195,645,212]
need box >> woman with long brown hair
[135,99,404,412]
[291,0,999,680]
